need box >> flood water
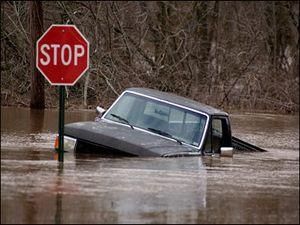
[1,107,299,224]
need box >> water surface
[1,107,299,224]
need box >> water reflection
[54,156,207,223]
[55,164,63,224]
[30,109,45,133]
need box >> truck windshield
[103,92,207,147]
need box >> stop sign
[36,24,89,86]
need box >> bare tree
[1,1,299,113]
[29,1,45,109]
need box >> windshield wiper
[147,127,183,145]
[110,114,134,129]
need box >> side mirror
[95,106,106,121]
[96,106,106,115]
[220,147,233,157]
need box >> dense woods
[1,1,299,113]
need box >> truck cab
[62,88,264,157]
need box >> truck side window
[211,119,223,153]
[203,117,231,154]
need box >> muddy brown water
[1,107,299,224]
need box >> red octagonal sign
[36,24,89,86]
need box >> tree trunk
[207,1,219,96]
[83,72,90,108]
[29,1,45,109]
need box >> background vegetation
[1,1,299,113]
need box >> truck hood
[64,120,197,157]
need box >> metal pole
[58,86,65,162]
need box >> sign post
[36,24,89,162]
[58,86,65,162]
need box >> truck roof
[126,87,228,117]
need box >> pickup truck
[61,87,266,157]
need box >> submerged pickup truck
[61,87,266,157]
